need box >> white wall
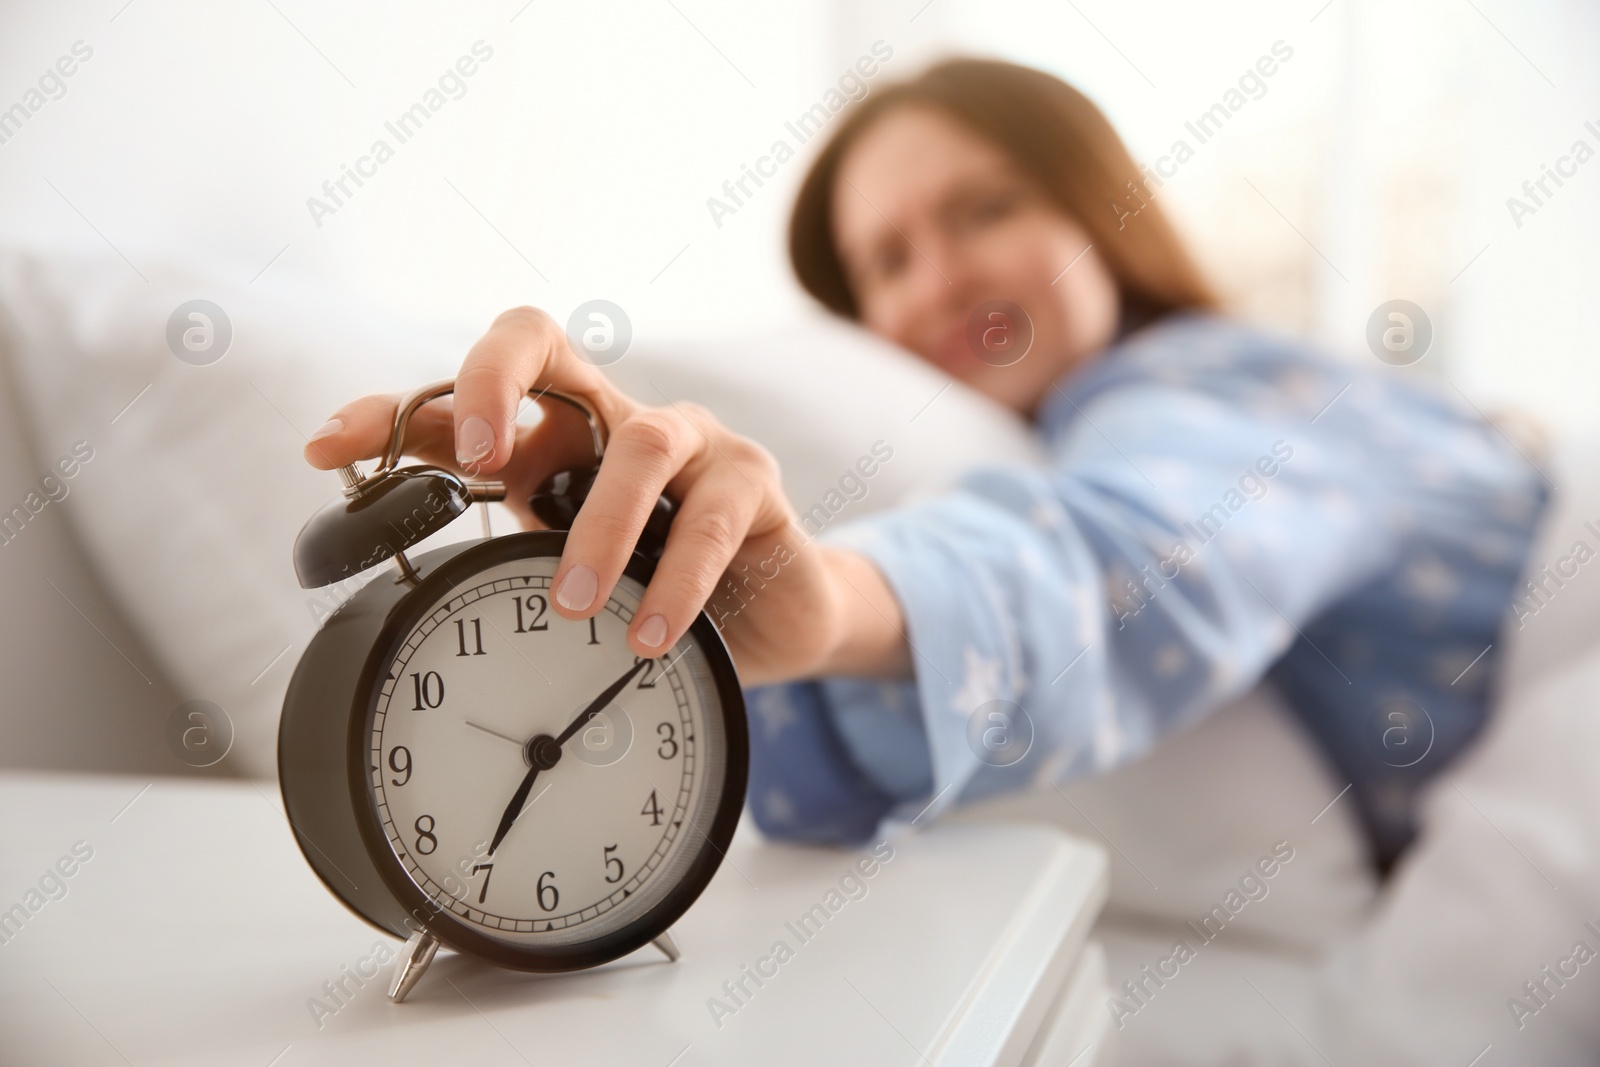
[839,0,1600,433]
[0,0,833,340]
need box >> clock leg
[388,930,441,1003]
[651,930,681,962]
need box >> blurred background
[2,0,1597,417]
[0,0,1596,777]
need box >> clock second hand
[465,720,523,746]
[485,658,652,857]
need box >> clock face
[365,554,732,949]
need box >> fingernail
[456,414,495,466]
[637,614,667,648]
[309,417,344,442]
[555,564,597,612]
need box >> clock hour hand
[487,763,541,857]
[486,659,650,856]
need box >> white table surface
[0,772,1108,1066]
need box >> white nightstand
[0,772,1110,1065]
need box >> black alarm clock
[278,379,748,1003]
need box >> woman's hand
[302,306,909,686]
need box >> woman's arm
[745,336,1466,842]
[305,305,891,687]
[813,544,912,679]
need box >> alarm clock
[278,379,749,1003]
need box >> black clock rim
[347,530,749,972]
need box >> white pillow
[0,242,1044,777]
[941,682,1378,955]
[0,244,466,777]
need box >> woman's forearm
[816,544,914,680]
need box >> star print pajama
[743,313,1547,869]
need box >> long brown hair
[789,58,1219,322]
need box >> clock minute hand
[552,658,651,749]
[486,659,650,857]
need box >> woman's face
[831,105,1121,416]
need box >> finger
[301,386,616,539]
[302,393,401,469]
[627,465,762,658]
[451,307,630,478]
[433,398,626,520]
[551,406,702,621]
[303,394,470,471]
[472,401,627,528]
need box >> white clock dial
[368,557,729,947]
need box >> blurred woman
[306,58,1546,875]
